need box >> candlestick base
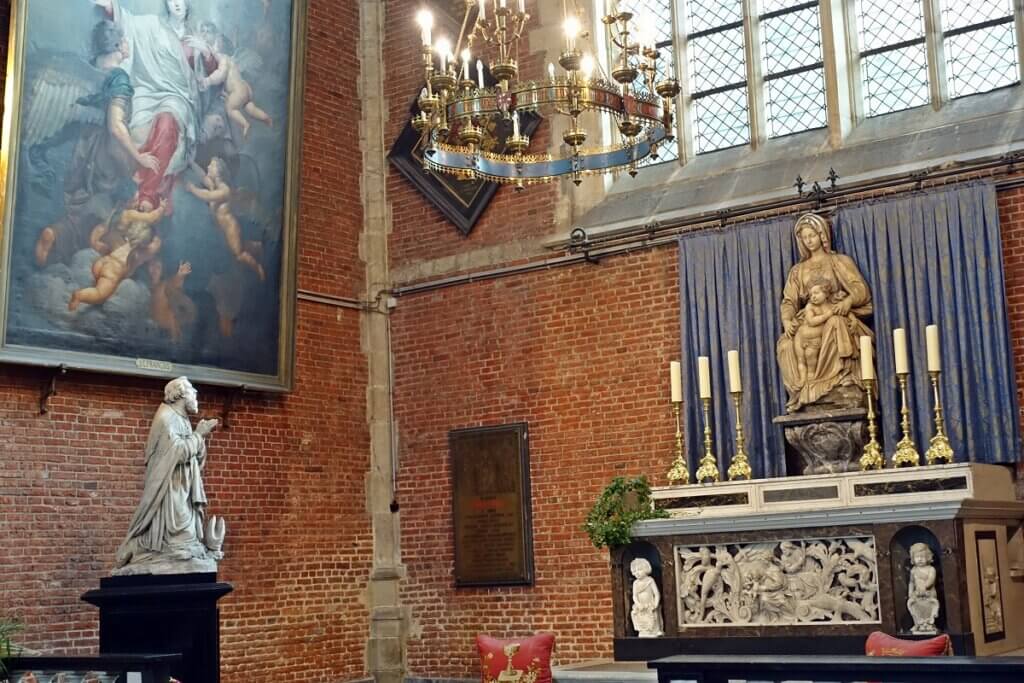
[667,456,690,486]
[926,371,955,465]
[892,373,921,468]
[860,440,885,471]
[892,437,921,468]
[696,456,720,484]
[727,456,751,481]
[926,433,954,465]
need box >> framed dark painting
[388,89,541,236]
[450,422,534,587]
[0,0,307,391]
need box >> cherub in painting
[198,23,273,140]
[69,199,168,311]
[186,157,265,280]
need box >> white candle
[499,0,506,8]
[697,356,711,400]
[860,335,875,381]
[926,325,941,373]
[519,0,526,13]
[461,49,471,80]
[416,10,433,48]
[479,0,486,21]
[435,38,450,72]
[670,361,682,403]
[893,328,909,375]
[727,350,742,394]
[512,110,520,137]
[564,16,580,51]
[477,59,485,88]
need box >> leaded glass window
[942,0,1019,98]
[856,0,930,116]
[761,0,828,137]
[686,0,750,153]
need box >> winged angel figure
[26,20,160,268]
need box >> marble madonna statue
[777,214,874,412]
[114,376,226,576]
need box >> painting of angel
[0,0,306,390]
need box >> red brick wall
[0,2,373,682]
[390,250,683,676]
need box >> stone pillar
[358,1,407,682]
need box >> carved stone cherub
[907,543,940,634]
[630,557,664,637]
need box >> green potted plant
[583,475,668,550]
[0,617,23,682]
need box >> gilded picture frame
[0,0,307,391]
[450,422,535,587]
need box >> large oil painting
[0,0,306,390]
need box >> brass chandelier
[412,0,681,187]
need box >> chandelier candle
[410,0,680,185]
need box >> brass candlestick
[727,392,752,481]
[859,378,884,470]
[666,402,690,485]
[892,372,921,467]
[695,397,720,484]
[926,371,955,465]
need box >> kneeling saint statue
[114,376,226,575]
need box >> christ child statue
[630,557,664,638]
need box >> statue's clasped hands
[195,418,219,438]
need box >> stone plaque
[450,423,534,587]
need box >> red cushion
[476,633,555,683]
[865,631,952,657]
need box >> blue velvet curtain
[678,182,1019,476]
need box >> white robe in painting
[111,5,203,182]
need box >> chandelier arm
[454,2,475,58]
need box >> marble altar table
[611,464,1024,660]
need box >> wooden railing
[4,653,180,683]
[647,653,1024,683]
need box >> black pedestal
[82,573,233,683]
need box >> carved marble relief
[675,536,881,627]
[977,534,1006,639]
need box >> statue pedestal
[774,408,867,475]
[82,573,233,683]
